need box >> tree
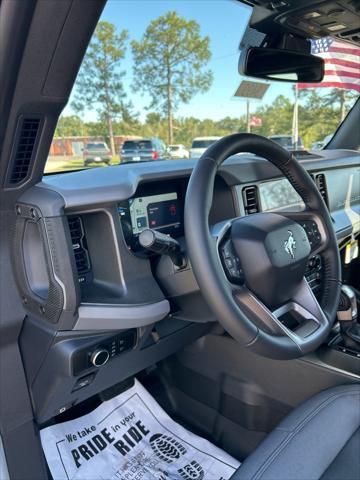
[71,21,129,155]
[55,115,86,137]
[142,112,167,139]
[322,88,358,122]
[132,11,213,144]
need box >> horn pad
[231,213,311,308]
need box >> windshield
[123,140,152,150]
[270,137,303,148]
[85,143,107,150]
[191,140,219,149]
[44,0,359,174]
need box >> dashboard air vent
[8,117,41,184]
[68,216,91,279]
[243,186,260,214]
[315,173,329,207]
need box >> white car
[189,136,221,158]
[168,144,189,159]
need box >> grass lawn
[45,156,120,173]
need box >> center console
[311,284,360,379]
[327,285,360,360]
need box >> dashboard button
[91,349,110,367]
[225,257,234,268]
[72,373,96,391]
[219,239,244,284]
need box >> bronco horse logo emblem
[284,230,296,259]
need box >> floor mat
[40,379,240,480]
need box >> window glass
[44,1,359,174]
[123,140,152,150]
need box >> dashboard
[15,148,360,423]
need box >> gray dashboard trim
[74,299,170,330]
[35,150,360,214]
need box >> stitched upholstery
[232,384,360,480]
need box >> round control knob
[90,348,110,367]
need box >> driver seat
[232,384,360,480]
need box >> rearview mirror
[239,47,324,83]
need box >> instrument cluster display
[128,192,181,235]
[118,190,183,251]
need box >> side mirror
[239,47,324,83]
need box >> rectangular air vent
[243,186,260,214]
[68,216,91,279]
[315,173,329,207]
[9,117,41,184]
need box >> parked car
[83,141,112,166]
[189,136,221,158]
[311,134,333,150]
[268,135,305,150]
[120,138,168,163]
[168,144,189,159]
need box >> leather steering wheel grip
[184,133,341,359]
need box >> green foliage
[56,87,354,150]
[249,89,354,147]
[55,115,85,137]
[131,11,213,143]
[321,88,358,122]
[71,21,129,154]
[58,16,357,153]
[60,15,358,154]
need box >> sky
[63,0,294,122]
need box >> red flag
[249,116,262,127]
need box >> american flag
[298,37,360,92]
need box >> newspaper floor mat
[40,379,240,480]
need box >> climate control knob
[90,348,110,367]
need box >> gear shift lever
[337,285,360,351]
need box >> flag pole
[292,84,299,149]
[246,99,251,133]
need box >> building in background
[49,135,141,157]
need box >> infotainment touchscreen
[128,192,181,235]
[259,178,304,212]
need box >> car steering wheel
[184,133,341,359]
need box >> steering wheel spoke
[233,286,288,336]
[234,278,329,352]
[273,278,329,340]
